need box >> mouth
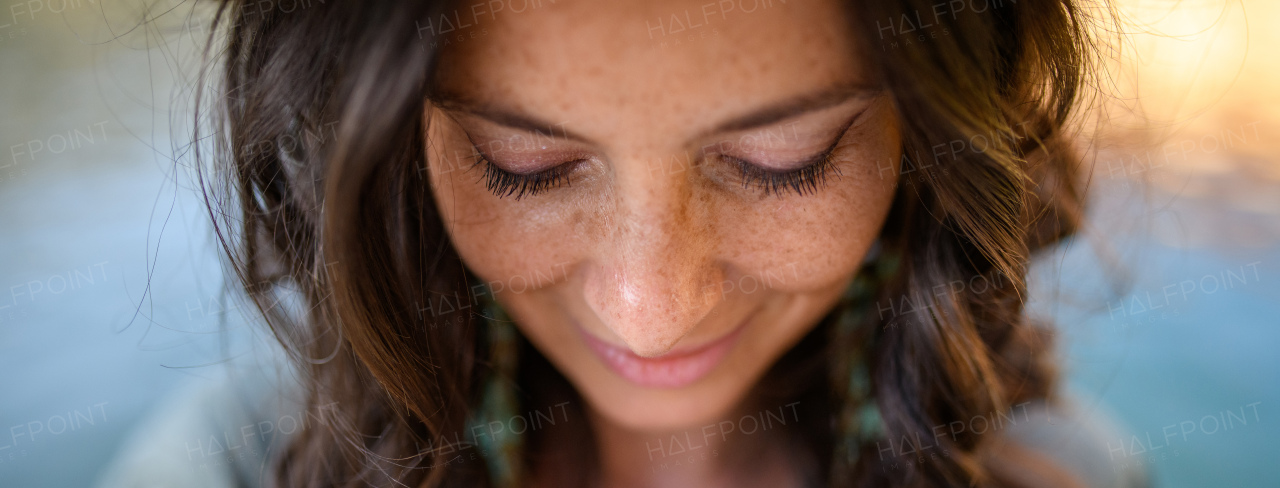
[579,319,746,389]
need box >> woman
[99,0,1146,486]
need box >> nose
[583,159,724,357]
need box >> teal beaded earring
[831,245,899,471]
[469,293,524,488]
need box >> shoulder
[997,395,1151,488]
[94,364,306,488]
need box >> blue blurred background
[1,0,1277,486]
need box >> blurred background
[1,0,1276,486]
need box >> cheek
[725,205,877,291]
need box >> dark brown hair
[196,0,1104,486]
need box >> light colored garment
[94,363,307,488]
[95,372,1148,488]
[1003,397,1151,488]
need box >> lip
[579,320,746,389]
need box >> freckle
[571,206,597,240]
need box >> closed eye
[720,140,844,197]
[461,99,868,200]
[470,146,584,200]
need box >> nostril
[582,265,723,359]
[588,302,695,357]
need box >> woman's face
[425,0,900,432]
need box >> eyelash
[472,151,579,200]
[723,148,843,197]
[471,145,842,200]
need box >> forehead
[433,0,865,145]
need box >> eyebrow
[434,95,595,143]
[705,85,880,135]
[433,85,879,145]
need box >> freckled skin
[426,0,900,484]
